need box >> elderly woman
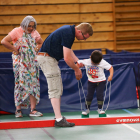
[1,16,43,118]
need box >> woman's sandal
[15,109,23,118]
[29,108,43,117]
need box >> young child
[77,50,114,115]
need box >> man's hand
[75,68,82,80]
[75,63,83,80]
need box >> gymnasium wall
[0,0,115,53]
[115,0,140,52]
[0,0,140,53]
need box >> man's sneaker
[15,110,23,118]
[55,117,75,127]
[82,109,90,115]
[97,108,105,114]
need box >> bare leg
[16,105,21,111]
[30,95,36,111]
[51,97,62,119]
[15,105,22,117]
[29,95,43,116]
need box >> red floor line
[29,116,56,140]
[5,130,15,140]
[0,116,140,129]
[41,128,56,140]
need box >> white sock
[56,117,63,122]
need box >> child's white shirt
[77,59,112,82]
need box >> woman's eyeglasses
[28,25,35,28]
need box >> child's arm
[108,66,114,82]
[77,60,85,68]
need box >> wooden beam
[112,0,116,52]
[0,0,80,5]
[116,21,140,25]
[116,12,140,19]
[80,0,113,3]
[115,6,140,13]
[0,3,113,15]
[80,41,114,50]
[0,22,114,34]
[115,0,140,2]
[80,13,113,22]
[0,13,113,25]
[116,25,140,31]
[0,32,114,45]
[0,0,113,5]
[115,2,140,6]
[117,44,140,50]
[117,37,140,40]
[116,31,140,37]
[0,14,80,25]
[0,4,80,15]
[116,18,140,22]
[80,3,113,13]
[85,32,114,41]
[117,40,140,45]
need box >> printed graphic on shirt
[87,65,99,79]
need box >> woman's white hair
[20,15,37,31]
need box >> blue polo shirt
[40,25,75,61]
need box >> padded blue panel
[0,63,138,114]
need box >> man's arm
[63,46,82,80]
[71,50,85,68]
[71,50,79,63]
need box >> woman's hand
[13,47,19,55]
[35,38,43,53]
[35,47,39,52]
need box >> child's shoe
[97,108,105,114]
[82,109,90,115]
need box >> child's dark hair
[91,50,103,64]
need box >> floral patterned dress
[12,32,40,109]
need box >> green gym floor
[0,108,140,140]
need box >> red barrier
[0,111,12,115]
[0,116,140,129]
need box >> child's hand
[108,67,113,82]
[77,62,84,68]
[108,76,112,82]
